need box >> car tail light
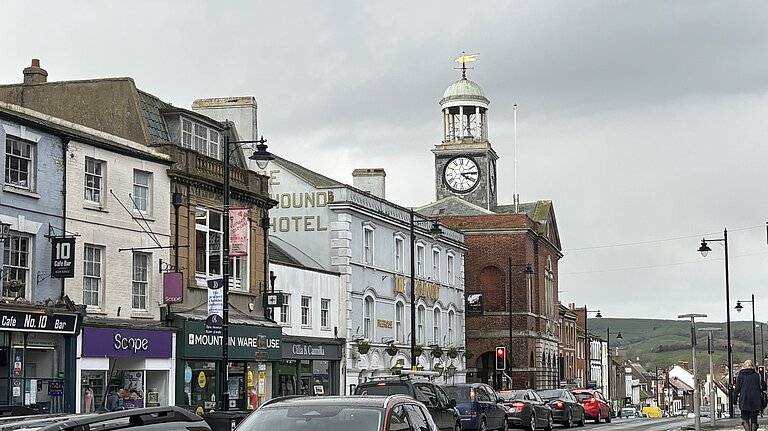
[512,402,526,409]
[553,401,564,409]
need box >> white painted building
[193,98,470,391]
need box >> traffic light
[495,346,506,371]
[759,366,765,375]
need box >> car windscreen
[537,390,562,400]
[573,393,593,401]
[497,391,522,401]
[355,383,410,396]
[237,405,383,431]
[442,386,472,402]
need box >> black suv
[354,372,461,431]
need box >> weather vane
[455,51,479,79]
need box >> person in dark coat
[735,360,766,431]
[106,390,120,412]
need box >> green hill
[587,318,762,374]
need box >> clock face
[444,156,480,193]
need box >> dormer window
[181,118,222,161]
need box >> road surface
[546,417,688,430]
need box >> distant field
[586,318,760,374]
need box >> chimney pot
[23,59,48,85]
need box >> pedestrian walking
[735,360,767,431]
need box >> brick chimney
[23,59,48,85]
[352,168,386,199]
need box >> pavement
[678,418,767,430]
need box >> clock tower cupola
[433,54,499,210]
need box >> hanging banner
[51,237,76,278]
[229,208,249,257]
[206,276,224,335]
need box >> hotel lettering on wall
[393,274,440,301]
[263,169,333,233]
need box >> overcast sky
[4,1,768,321]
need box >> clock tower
[433,70,498,210]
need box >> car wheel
[564,410,572,428]
[456,422,462,431]
[594,412,600,424]
[479,418,487,431]
[605,409,611,424]
[543,414,553,431]
[499,417,508,431]
[577,414,585,427]
[527,414,536,431]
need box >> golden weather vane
[455,51,479,79]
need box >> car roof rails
[394,370,441,380]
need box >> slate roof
[138,90,170,142]
[269,236,329,273]
[669,377,694,391]
[273,154,342,188]
[419,196,496,217]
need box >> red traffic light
[496,348,505,357]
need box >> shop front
[176,319,281,413]
[0,305,80,413]
[77,325,175,413]
[278,336,344,397]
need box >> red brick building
[419,69,563,389]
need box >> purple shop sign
[82,327,172,358]
[163,272,183,304]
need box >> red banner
[229,208,249,256]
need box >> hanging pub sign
[466,293,484,315]
[51,237,76,278]
[206,276,224,336]
[229,208,249,257]
[162,272,183,304]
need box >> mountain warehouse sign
[182,321,281,361]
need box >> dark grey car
[499,390,553,431]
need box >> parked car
[536,389,585,427]
[354,372,461,431]
[571,389,611,424]
[498,389,553,431]
[238,395,439,431]
[442,383,507,431]
[619,407,636,418]
[0,406,209,431]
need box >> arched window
[545,256,554,318]
[364,296,374,339]
[417,305,426,344]
[432,308,441,344]
[447,310,455,345]
[395,301,405,343]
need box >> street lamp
[219,126,275,410]
[409,208,443,370]
[584,307,601,388]
[679,313,707,431]
[735,294,757,365]
[698,230,733,418]
[698,326,722,427]
[507,258,534,389]
[606,328,622,408]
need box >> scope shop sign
[51,237,75,278]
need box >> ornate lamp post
[409,209,443,370]
[734,294,757,365]
[219,125,274,410]
[584,308,601,388]
[698,231,733,418]
[507,259,534,389]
